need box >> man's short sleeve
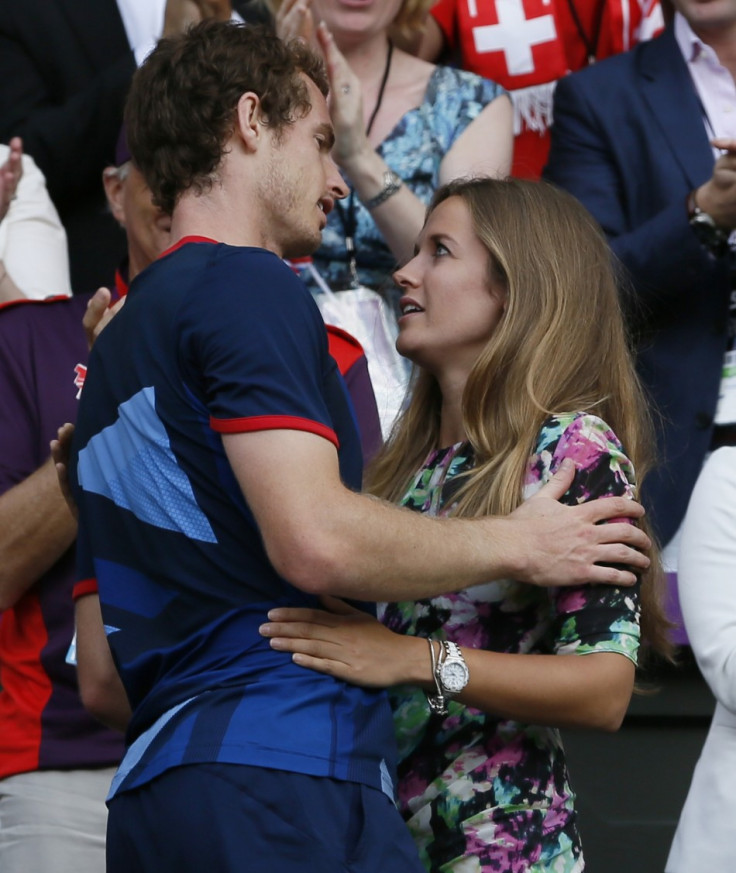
[177,248,340,447]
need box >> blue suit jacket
[544,26,732,545]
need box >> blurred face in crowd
[103,163,172,280]
[310,0,404,44]
[672,0,736,34]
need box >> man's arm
[0,456,77,610]
[74,592,132,732]
[223,429,649,601]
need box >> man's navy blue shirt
[71,239,396,800]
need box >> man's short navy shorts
[106,763,426,872]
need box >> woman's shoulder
[532,412,625,456]
[424,62,507,105]
[525,412,636,501]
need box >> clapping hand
[274,0,317,47]
[0,137,22,224]
[163,0,233,37]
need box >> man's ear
[235,92,264,152]
[102,167,126,227]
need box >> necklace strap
[565,0,606,65]
[335,39,394,287]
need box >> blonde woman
[269,0,512,291]
[260,178,672,872]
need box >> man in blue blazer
[544,2,736,549]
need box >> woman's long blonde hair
[368,177,671,658]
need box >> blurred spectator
[271,0,512,434]
[271,0,511,291]
[0,138,71,301]
[0,148,154,870]
[416,0,663,178]
[666,447,736,872]
[0,1,270,295]
[544,3,736,563]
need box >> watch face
[690,213,729,249]
[441,660,469,694]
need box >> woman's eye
[434,242,450,257]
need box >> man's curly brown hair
[125,21,328,215]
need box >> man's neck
[169,193,279,256]
[692,20,736,78]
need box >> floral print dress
[379,412,641,872]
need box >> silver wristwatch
[438,641,469,696]
[426,639,469,715]
[364,169,402,211]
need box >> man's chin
[281,232,322,262]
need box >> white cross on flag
[472,0,558,77]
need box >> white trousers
[0,767,115,873]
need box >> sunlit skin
[394,195,506,434]
[255,75,349,259]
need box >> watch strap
[426,638,448,716]
[364,169,402,211]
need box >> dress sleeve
[425,67,507,172]
[525,413,641,663]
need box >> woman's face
[394,196,507,382]
[310,0,404,44]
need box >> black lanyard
[334,40,394,288]
[564,0,606,65]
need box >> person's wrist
[687,187,731,257]
[339,145,385,191]
[481,515,526,582]
[402,634,437,689]
[363,169,402,211]
[692,183,735,230]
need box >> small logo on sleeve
[74,363,87,399]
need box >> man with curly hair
[68,20,651,873]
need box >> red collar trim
[158,235,218,260]
[114,268,129,299]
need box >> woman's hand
[315,22,372,171]
[0,137,23,224]
[274,0,317,47]
[259,596,423,688]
